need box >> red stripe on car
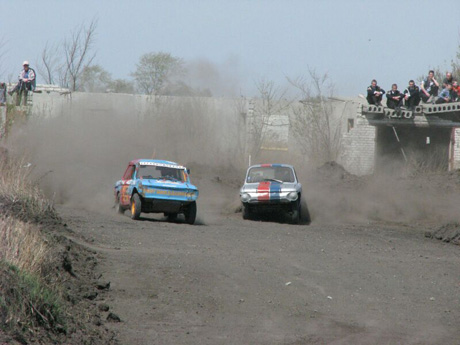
[257,181,271,201]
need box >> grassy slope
[0,152,116,344]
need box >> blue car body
[114,159,199,222]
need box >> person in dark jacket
[366,79,385,106]
[386,84,403,109]
[442,72,456,86]
[404,80,420,110]
[420,70,439,103]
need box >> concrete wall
[25,92,460,176]
[27,92,247,168]
[27,92,373,173]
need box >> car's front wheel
[131,193,142,220]
[289,199,300,224]
[115,193,125,214]
[184,201,197,225]
[242,204,251,220]
[300,197,311,225]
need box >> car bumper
[141,198,195,213]
[240,191,298,204]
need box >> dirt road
[58,178,460,345]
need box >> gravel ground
[56,174,460,345]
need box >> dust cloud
[6,93,246,217]
[5,93,460,226]
[300,162,460,225]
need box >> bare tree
[37,42,60,84]
[248,78,293,159]
[288,69,342,164]
[63,19,97,91]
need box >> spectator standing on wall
[420,70,439,103]
[366,79,385,106]
[386,84,403,109]
[403,80,421,110]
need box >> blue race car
[114,159,199,224]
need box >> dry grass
[0,217,51,276]
[0,154,56,220]
[0,152,65,336]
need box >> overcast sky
[1,0,460,97]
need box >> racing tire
[242,205,251,220]
[289,199,301,225]
[184,201,197,225]
[130,193,142,220]
[115,194,125,214]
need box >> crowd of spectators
[366,71,459,111]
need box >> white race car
[239,164,309,224]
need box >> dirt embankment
[0,153,117,345]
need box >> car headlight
[241,193,250,202]
[287,192,298,201]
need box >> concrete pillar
[453,128,460,170]
[0,106,6,139]
[339,106,376,175]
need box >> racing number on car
[121,185,130,204]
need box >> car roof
[129,159,184,167]
[248,164,294,169]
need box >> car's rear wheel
[131,193,142,220]
[184,201,197,225]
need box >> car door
[120,164,135,206]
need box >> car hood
[140,179,198,191]
[240,182,298,193]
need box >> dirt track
[58,177,460,345]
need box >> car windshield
[138,165,186,182]
[246,166,295,183]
